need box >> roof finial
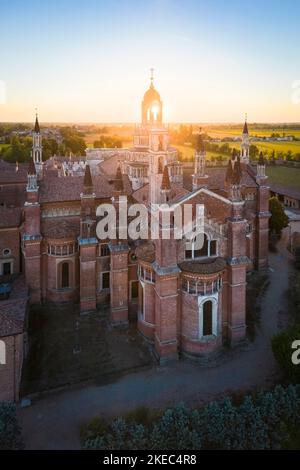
[150,67,154,87]
[34,107,40,133]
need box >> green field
[174,144,222,161]
[266,166,300,190]
[0,143,10,150]
[202,126,300,140]
[225,140,300,156]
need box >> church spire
[83,164,93,194]
[256,151,267,180]
[32,110,43,178]
[243,114,248,135]
[225,158,233,183]
[241,114,250,164]
[161,165,171,192]
[114,164,124,193]
[27,157,38,192]
[34,113,40,133]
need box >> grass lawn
[266,166,300,190]
[21,303,154,395]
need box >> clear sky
[1,0,300,123]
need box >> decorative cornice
[108,241,129,252]
[78,237,98,245]
[22,234,42,241]
[226,255,250,266]
[152,261,181,276]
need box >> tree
[2,136,31,163]
[42,138,59,159]
[93,135,122,148]
[269,197,289,236]
[249,144,259,159]
[0,402,23,450]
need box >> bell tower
[240,115,250,164]
[32,112,43,178]
[141,69,163,126]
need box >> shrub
[124,406,161,427]
[82,386,300,450]
[80,416,108,442]
[0,402,23,450]
[149,403,201,450]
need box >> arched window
[203,301,213,336]
[194,234,209,258]
[185,234,217,259]
[0,340,6,365]
[61,262,69,288]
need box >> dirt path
[18,237,294,450]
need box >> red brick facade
[0,86,270,369]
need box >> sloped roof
[0,207,22,229]
[41,218,80,239]
[0,276,28,337]
[135,241,155,263]
[179,257,226,274]
[39,172,132,203]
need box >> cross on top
[150,68,154,85]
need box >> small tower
[160,165,171,203]
[27,157,38,193]
[149,153,164,206]
[256,151,266,180]
[225,157,233,190]
[192,133,208,190]
[255,152,270,269]
[227,154,242,202]
[23,157,42,303]
[79,164,97,313]
[109,164,129,325]
[240,116,250,164]
[32,113,43,178]
[141,69,163,126]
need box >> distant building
[270,183,300,210]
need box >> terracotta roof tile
[179,257,226,274]
[0,276,28,337]
[0,207,22,228]
[39,173,132,203]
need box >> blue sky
[1,0,300,122]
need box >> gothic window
[100,243,110,257]
[101,271,110,290]
[61,262,69,288]
[185,234,218,259]
[131,280,139,299]
[2,262,11,276]
[210,240,217,256]
[203,300,213,336]
[0,340,5,365]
